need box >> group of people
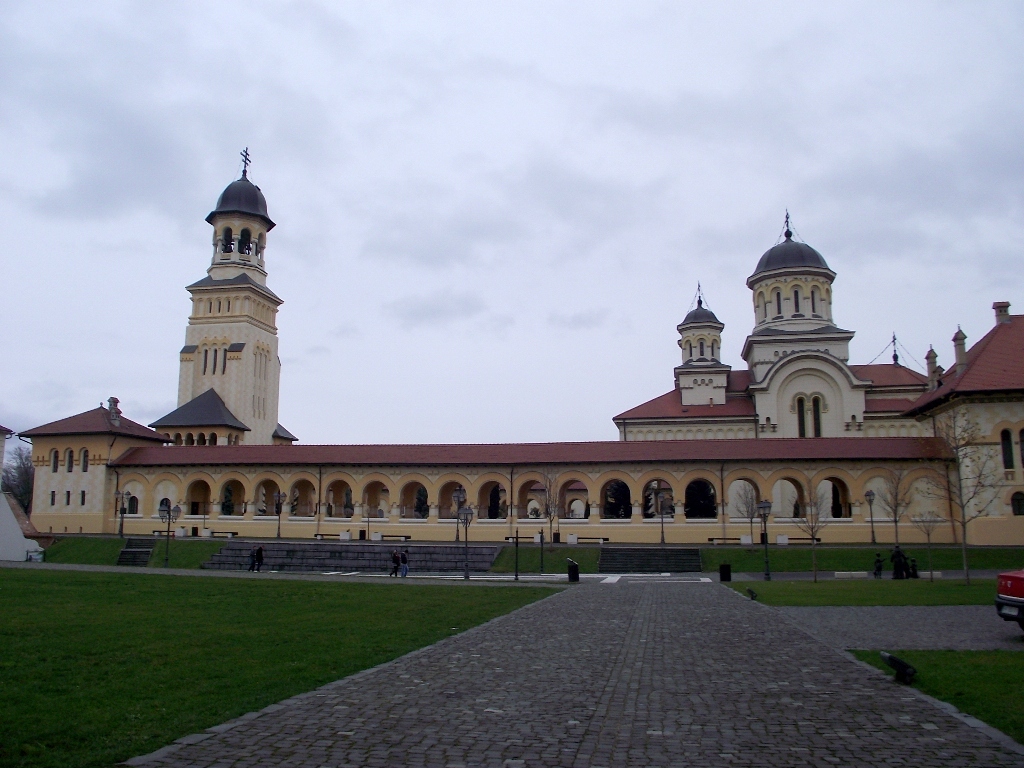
[247,545,265,572]
[390,549,410,577]
[872,546,919,579]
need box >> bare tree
[910,511,945,582]
[2,445,34,515]
[791,487,831,582]
[875,466,914,546]
[734,482,759,545]
[541,469,561,545]
[922,407,1001,584]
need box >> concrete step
[598,547,702,574]
[202,541,500,573]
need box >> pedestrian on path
[909,557,919,579]
[390,549,400,577]
[873,553,884,579]
[247,546,257,572]
[890,546,907,580]
[400,549,409,577]
[255,545,264,572]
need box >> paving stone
[136,582,1024,767]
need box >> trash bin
[358,529,366,540]
[553,531,560,544]
[567,558,580,583]
[719,563,732,582]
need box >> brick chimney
[925,346,938,391]
[953,328,968,378]
[994,301,1011,325]
[107,397,121,426]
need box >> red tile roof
[907,316,1024,415]
[849,364,928,387]
[0,424,11,435]
[21,407,168,442]
[111,437,951,468]
[727,370,752,392]
[614,390,757,421]
[864,398,916,413]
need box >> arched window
[197,433,207,446]
[1002,430,1014,469]
[239,229,252,255]
[222,348,227,374]
[699,340,705,357]
[51,450,59,473]
[775,290,782,317]
[257,232,265,259]
[65,449,74,472]
[221,227,233,253]
[1013,492,1024,516]
[127,496,138,515]
[812,397,822,437]
[174,433,182,445]
[185,433,195,446]
[797,397,806,438]
[793,288,801,314]
[210,432,218,446]
[687,342,693,358]
[159,498,171,514]
[711,341,716,358]
[811,288,817,314]
[81,449,89,472]
[203,348,209,375]
[212,349,218,374]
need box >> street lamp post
[452,487,466,543]
[864,489,877,545]
[654,484,666,545]
[115,490,132,538]
[158,504,181,567]
[457,506,474,580]
[757,500,772,581]
[274,491,285,538]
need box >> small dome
[206,174,275,230]
[681,297,721,325]
[751,231,828,277]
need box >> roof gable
[21,407,167,442]
[150,389,250,431]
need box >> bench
[707,536,744,544]
[379,534,412,542]
[835,571,869,579]
[210,531,238,538]
[567,535,608,545]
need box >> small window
[80,490,86,506]
[793,288,800,314]
[217,300,222,313]
[65,491,71,505]
[207,301,212,313]
[775,291,782,317]
[174,433,182,445]
[812,397,822,437]
[699,340,705,357]
[51,450,59,473]
[197,433,207,446]
[212,349,218,374]
[688,342,692,358]
[711,341,716,358]
[1013,492,1024,516]
[66,448,74,472]
[50,491,56,506]
[797,397,806,438]
[1002,429,1014,470]
[210,432,218,446]
[203,349,209,375]
[222,348,227,374]
[226,300,230,312]
[221,227,233,253]
[811,289,817,314]
[239,229,252,255]
[185,433,195,446]
[81,449,89,472]
[128,496,138,515]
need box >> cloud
[548,309,609,330]
[385,291,485,329]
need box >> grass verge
[701,545,1024,574]
[490,545,600,573]
[726,578,997,606]
[853,650,1024,745]
[0,569,554,768]
[42,537,225,569]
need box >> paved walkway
[129,580,1023,768]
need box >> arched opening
[209,432,218,446]
[684,479,717,518]
[476,481,507,519]
[65,449,74,472]
[254,480,281,516]
[793,288,801,314]
[771,478,805,518]
[400,481,429,518]
[185,433,195,446]
[562,480,588,519]
[438,481,467,520]
[197,433,207,446]
[81,449,89,472]
[642,479,674,518]
[221,227,233,253]
[238,228,252,255]
[257,232,265,259]
[220,479,245,516]
[811,288,818,315]
[159,498,171,516]
[812,397,822,438]
[289,479,317,517]
[601,480,632,519]
[186,480,211,517]
[127,496,139,515]
[326,480,353,517]
[727,478,760,518]
[362,481,389,518]
[775,290,782,317]
[174,433,183,445]
[1002,429,1014,469]
[699,340,705,357]
[816,478,851,518]
[1013,492,1024,516]
[51,450,59,472]
[797,397,806,438]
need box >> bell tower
[151,151,295,445]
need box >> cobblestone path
[135,581,1024,767]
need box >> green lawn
[726,578,997,606]
[701,545,1024,574]
[42,537,225,569]
[0,570,554,768]
[854,650,1024,745]
[490,545,601,573]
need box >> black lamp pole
[864,489,877,545]
[274,491,284,538]
[758,500,772,581]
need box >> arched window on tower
[239,229,252,255]
[212,348,218,374]
[811,288,818,315]
[257,232,265,260]
[812,397,822,437]
[81,449,89,472]
[203,348,209,375]
[699,340,705,357]
[775,291,782,317]
[797,397,806,438]
[222,348,227,374]
[51,450,59,473]
[687,342,693,358]
[221,227,233,253]
[711,341,716,358]
[1002,429,1014,469]
[793,288,801,315]
[65,448,74,472]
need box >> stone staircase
[598,547,702,574]
[202,541,501,573]
[117,537,157,567]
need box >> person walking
[247,546,257,572]
[254,545,264,572]
[390,549,400,577]
[873,553,884,579]
[400,549,409,578]
[890,546,906,580]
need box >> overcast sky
[2,2,1023,445]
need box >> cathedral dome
[751,231,828,277]
[206,174,275,230]
[680,298,721,326]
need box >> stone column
[390,502,400,523]
[631,501,643,523]
[674,501,685,521]
[429,504,439,521]
[589,502,601,523]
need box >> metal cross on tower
[240,147,251,178]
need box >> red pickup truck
[996,570,1024,630]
